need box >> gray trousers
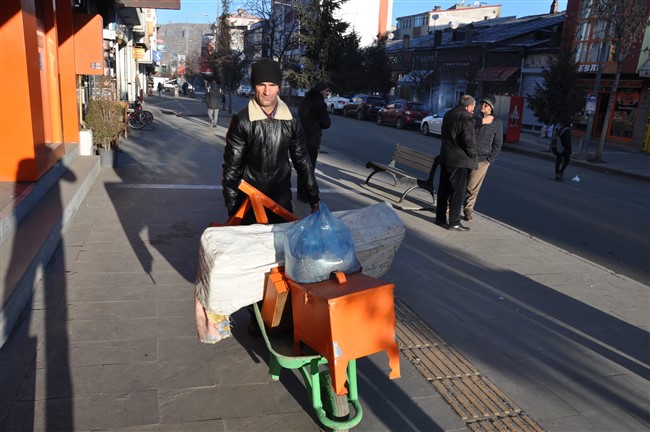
[208,108,219,126]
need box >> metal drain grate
[394,298,544,432]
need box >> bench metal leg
[365,169,398,186]
[399,180,435,205]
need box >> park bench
[365,144,439,205]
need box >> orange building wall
[57,0,81,145]
[1,1,45,181]
[0,0,87,182]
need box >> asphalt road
[321,113,650,286]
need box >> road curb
[502,144,650,182]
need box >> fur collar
[248,97,293,121]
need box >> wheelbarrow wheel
[319,370,350,428]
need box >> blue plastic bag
[284,202,360,283]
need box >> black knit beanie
[251,59,282,86]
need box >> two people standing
[435,95,478,231]
[436,94,503,230]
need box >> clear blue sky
[156,0,568,25]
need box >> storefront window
[609,88,639,139]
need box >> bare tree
[241,0,303,65]
[590,0,648,162]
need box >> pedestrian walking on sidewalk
[222,58,320,223]
[296,81,331,202]
[206,86,220,128]
[222,58,320,337]
[464,95,502,222]
[435,95,477,231]
[553,123,572,181]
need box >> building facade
[387,13,565,130]
[394,2,501,41]
[564,0,650,149]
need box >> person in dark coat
[222,58,320,224]
[435,95,478,231]
[296,81,331,202]
[222,59,320,338]
[182,81,189,96]
[463,95,502,221]
[206,86,220,128]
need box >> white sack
[195,202,405,315]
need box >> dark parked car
[342,94,387,120]
[376,99,431,129]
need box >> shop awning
[475,66,519,82]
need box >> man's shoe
[448,222,470,231]
[462,210,473,221]
[434,219,447,227]
[555,173,564,181]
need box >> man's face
[480,101,493,115]
[465,103,476,113]
[254,82,280,111]
[320,88,330,98]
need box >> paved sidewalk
[0,98,648,431]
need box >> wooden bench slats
[365,144,439,205]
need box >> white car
[421,108,451,136]
[163,79,179,92]
[324,94,351,114]
[237,85,252,96]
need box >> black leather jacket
[222,98,319,214]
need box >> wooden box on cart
[286,271,401,396]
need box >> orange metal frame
[212,180,298,227]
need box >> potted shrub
[85,97,124,167]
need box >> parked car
[237,85,252,96]
[324,94,351,114]
[376,99,431,129]
[421,108,452,136]
[163,79,178,92]
[343,94,387,120]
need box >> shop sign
[133,47,145,60]
[578,63,600,73]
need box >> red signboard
[200,35,215,74]
[505,96,524,142]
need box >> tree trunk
[594,57,623,162]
